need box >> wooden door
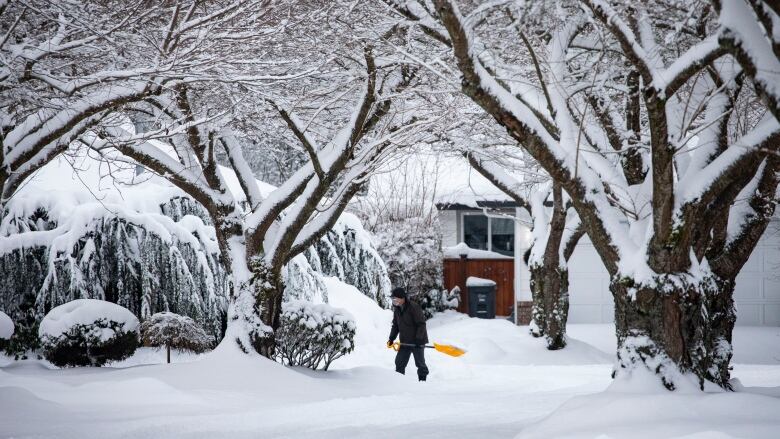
[443,258,515,317]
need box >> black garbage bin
[467,277,496,319]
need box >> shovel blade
[433,343,466,357]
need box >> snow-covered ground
[2,278,780,438]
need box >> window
[463,214,488,250]
[461,213,515,256]
[491,217,515,256]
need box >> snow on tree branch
[715,0,780,120]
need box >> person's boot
[418,376,426,382]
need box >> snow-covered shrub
[372,217,449,317]
[274,301,356,371]
[38,214,228,339]
[415,287,461,320]
[310,213,391,308]
[0,310,13,352]
[39,299,139,367]
[140,312,213,363]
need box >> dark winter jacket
[389,300,428,345]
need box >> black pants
[395,346,429,380]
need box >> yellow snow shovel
[389,341,466,357]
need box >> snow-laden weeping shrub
[0,193,229,342]
[284,253,328,303]
[39,299,139,367]
[1,168,378,343]
[0,310,13,352]
[140,312,213,363]
[310,213,391,308]
[274,301,356,371]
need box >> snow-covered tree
[0,0,425,360]
[416,0,779,389]
[0,152,396,347]
[352,156,445,307]
[467,151,584,349]
[0,0,275,216]
[140,312,213,363]
[98,60,420,357]
[84,6,431,357]
[381,1,588,334]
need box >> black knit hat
[391,287,407,299]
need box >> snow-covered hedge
[140,312,213,362]
[39,299,139,367]
[274,300,356,371]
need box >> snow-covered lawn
[2,280,780,438]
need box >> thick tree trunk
[528,183,571,350]
[703,280,736,388]
[221,239,270,357]
[166,344,171,364]
[529,263,569,350]
[218,236,287,359]
[248,257,285,358]
[610,274,735,390]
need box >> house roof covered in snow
[436,199,519,211]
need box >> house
[437,199,531,322]
[437,198,780,326]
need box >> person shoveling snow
[385,288,467,381]
[387,287,430,381]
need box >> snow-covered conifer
[312,213,391,307]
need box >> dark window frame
[460,211,515,256]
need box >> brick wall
[516,301,533,325]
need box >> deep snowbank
[519,378,780,439]
[1,279,779,438]
[567,323,780,365]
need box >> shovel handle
[389,342,431,351]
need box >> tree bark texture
[529,264,570,350]
[610,275,735,390]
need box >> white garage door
[566,226,780,326]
